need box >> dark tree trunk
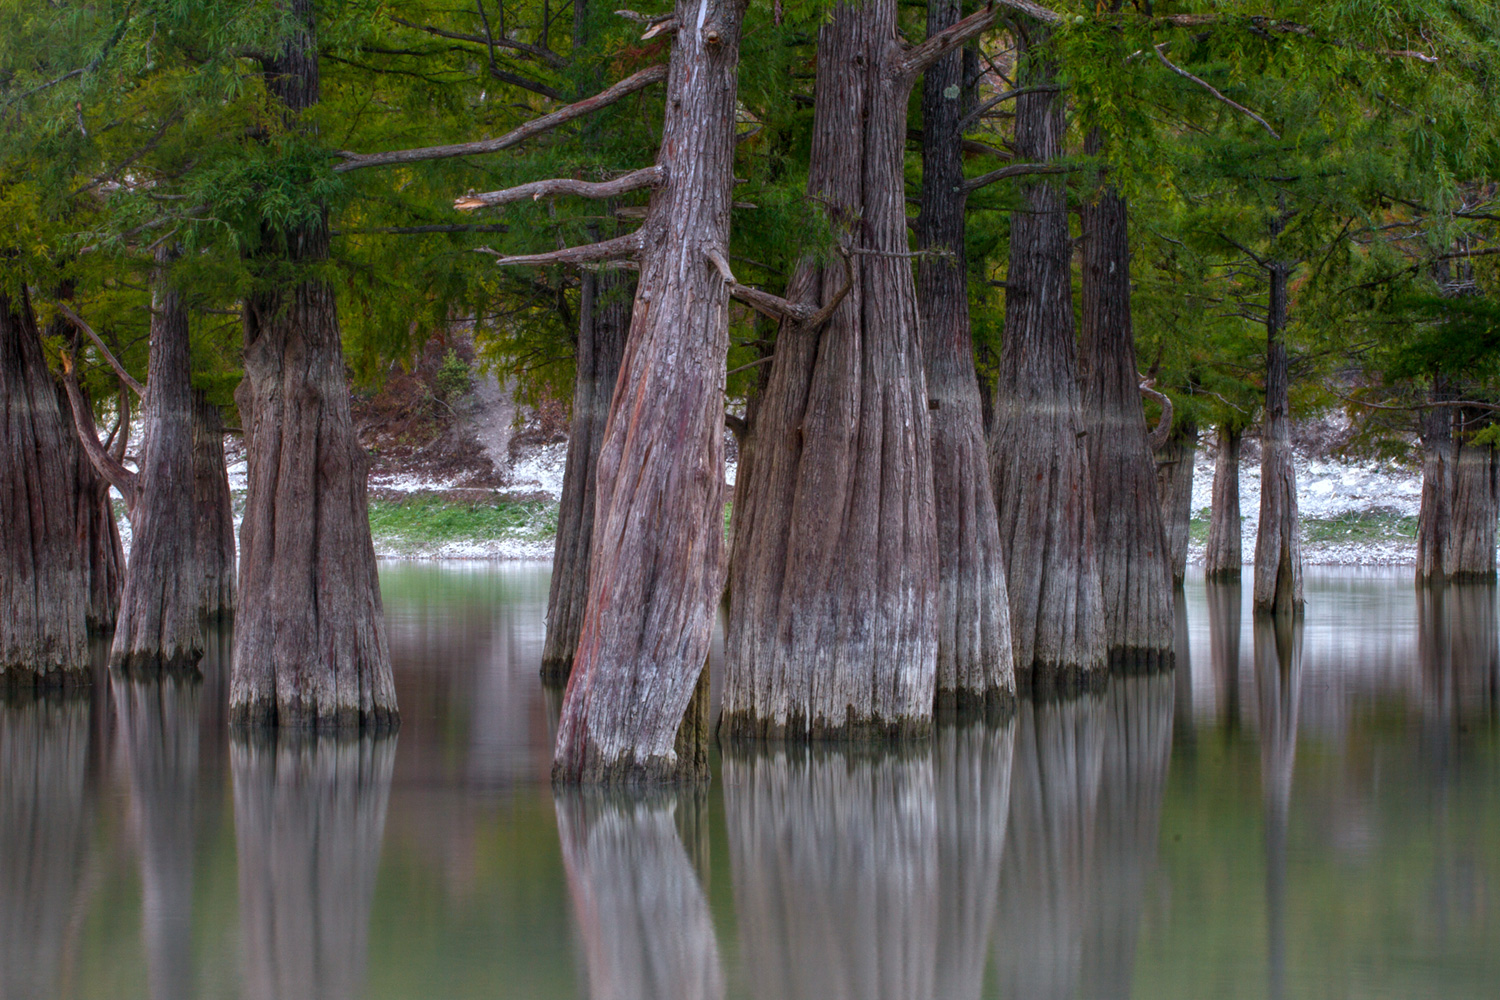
[551,0,744,784]
[112,260,204,674]
[917,0,1014,716]
[1079,180,1173,671]
[1447,414,1497,582]
[1415,381,1454,584]
[1154,420,1196,589]
[193,392,237,619]
[541,268,631,685]
[0,289,92,685]
[723,0,940,741]
[232,0,397,729]
[989,30,1105,690]
[1253,264,1303,614]
[1205,424,1243,580]
[71,419,126,632]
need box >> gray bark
[722,0,940,741]
[1415,380,1454,584]
[1205,424,1243,580]
[193,392,236,619]
[1446,419,1497,582]
[1154,421,1196,589]
[1252,262,1303,614]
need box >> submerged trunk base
[1016,661,1109,700]
[717,710,932,746]
[1106,646,1174,676]
[934,686,1017,726]
[113,649,202,679]
[229,700,399,733]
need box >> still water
[3,565,1498,999]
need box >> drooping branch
[1139,378,1175,452]
[964,161,1069,193]
[956,84,1061,131]
[59,352,140,509]
[1153,43,1280,138]
[455,165,665,210]
[486,231,645,267]
[388,14,568,67]
[334,64,668,173]
[899,0,1063,79]
[54,301,145,397]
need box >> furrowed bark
[1205,424,1243,580]
[0,288,92,686]
[231,0,398,729]
[918,0,1016,716]
[111,257,204,675]
[551,0,744,784]
[989,29,1105,691]
[1154,419,1196,588]
[1079,176,1173,672]
[193,392,236,619]
[1446,413,1497,582]
[1252,262,1303,614]
[70,392,127,632]
[1415,379,1453,584]
[722,0,940,743]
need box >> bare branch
[964,161,1069,193]
[1139,378,1175,452]
[332,223,513,236]
[488,231,644,267]
[956,84,1060,131]
[900,0,1064,79]
[455,165,664,210]
[1154,43,1279,138]
[388,14,567,67]
[59,352,140,509]
[726,355,775,377]
[54,301,145,397]
[334,65,668,173]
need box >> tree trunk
[1079,179,1173,671]
[722,0,939,741]
[1447,417,1498,582]
[1154,420,1196,589]
[1415,382,1454,584]
[112,259,204,674]
[551,0,744,784]
[917,0,1014,716]
[541,269,631,685]
[1205,424,1243,580]
[231,0,397,729]
[193,391,237,619]
[989,30,1105,690]
[1253,263,1303,614]
[0,289,92,686]
[71,413,126,632]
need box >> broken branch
[455,165,665,210]
[488,231,644,267]
[964,161,1070,193]
[1138,377,1175,452]
[1153,43,1280,138]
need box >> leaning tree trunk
[917,0,1014,715]
[989,31,1105,690]
[1253,263,1303,614]
[112,259,204,674]
[1154,420,1196,588]
[0,289,92,686]
[232,0,397,729]
[723,0,945,741]
[1079,178,1173,671]
[551,0,744,783]
[193,391,236,619]
[1205,424,1243,580]
[541,269,631,685]
[1447,415,1498,582]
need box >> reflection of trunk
[1171,590,1195,743]
[1154,421,1197,589]
[1417,584,1500,728]
[935,721,1016,1000]
[1079,674,1174,999]
[2,287,106,683]
[1447,421,1498,582]
[552,0,744,783]
[1080,181,1173,670]
[0,695,93,999]
[1253,264,1302,613]
[1205,581,1243,730]
[1252,615,1302,1000]
[193,392,236,619]
[555,789,723,1000]
[112,260,204,673]
[724,747,937,1000]
[990,32,1104,689]
[1205,424,1243,580]
[724,0,939,740]
[232,0,397,728]
[917,0,1013,714]
[1415,382,1453,584]
[541,269,631,685]
[232,732,396,1000]
[115,676,201,1000]
[992,694,1105,1000]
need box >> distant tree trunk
[232,0,397,728]
[1415,381,1454,585]
[193,392,236,619]
[989,30,1105,690]
[1205,424,1243,580]
[1253,262,1303,614]
[0,289,92,685]
[1079,175,1173,671]
[917,0,1014,716]
[551,0,744,784]
[69,413,126,632]
[1447,414,1498,582]
[722,0,940,741]
[111,259,204,674]
[541,269,631,685]
[1154,420,1196,589]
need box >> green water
[3,564,1498,999]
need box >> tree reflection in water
[232,731,397,1000]
[0,693,94,1000]
[554,788,723,1000]
[1206,581,1244,731]
[1253,614,1303,1000]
